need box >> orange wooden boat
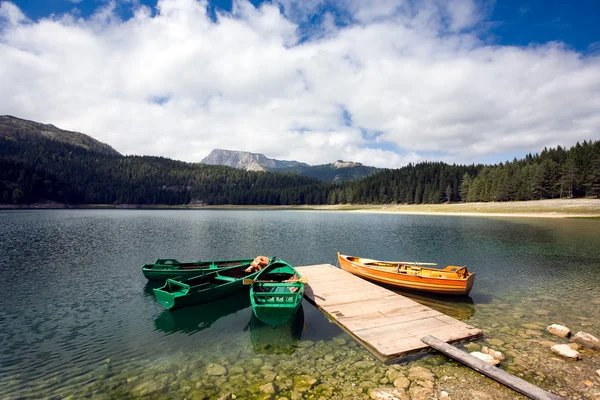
[337,253,475,295]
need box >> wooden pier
[296,264,483,362]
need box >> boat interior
[347,256,470,279]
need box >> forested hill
[0,136,329,205]
[0,115,120,156]
[325,140,600,204]
[0,116,598,205]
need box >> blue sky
[1,0,599,167]
[11,0,600,52]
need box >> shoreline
[1,199,599,219]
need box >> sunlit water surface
[0,210,599,399]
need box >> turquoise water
[0,210,599,399]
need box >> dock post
[420,335,563,400]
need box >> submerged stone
[293,375,318,392]
[206,364,227,376]
[407,366,435,381]
[392,377,410,389]
[470,352,500,366]
[367,387,409,400]
[485,338,504,347]
[131,380,165,396]
[259,382,276,394]
[481,346,506,361]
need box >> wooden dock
[297,264,483,362]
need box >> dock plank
[297,264,483,362]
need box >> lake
[0,209,599,399]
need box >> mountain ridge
[0,115,121,156]
[201,149,378,182]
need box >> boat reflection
[154,290,250,335]
[248,305,305,355]
[394,290,475,321]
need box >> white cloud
[0,1,28,25]
[0,0,599,168]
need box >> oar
[243,277,308,285]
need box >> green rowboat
[153,266,261,310]
[248,259,305,327]
[142,257,263,282]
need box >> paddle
[243,277,308,285]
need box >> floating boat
[153,265,261,310]
[142,257,266,282]
[247,259,305,327]
[337,253,475,295]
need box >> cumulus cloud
[0,0,598,168]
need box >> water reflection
[247,306,305,355]
[396,290,476,321]
[154,291,250,335]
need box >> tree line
[1,136,598,205]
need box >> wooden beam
[420,335,563,400]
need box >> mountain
[0,115,121,156]
[201,149,309,172]
[201,149,378,182]
[294,161,379,183]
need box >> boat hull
[142,258,256,282]
[338,253,475,295]
[153,268,261,310]
[250,260,304,326]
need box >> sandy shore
[2,199,599,218]
[309,199,600,218]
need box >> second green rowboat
[249,259,305,327]
[153,266,261,310]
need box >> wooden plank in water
[421,335,564,400]
[297,264,483,362]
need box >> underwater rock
[463,343,480,352]
[522,323,544,330]
[293,375,318,392]
[596,369,600,378]
[206,364,227,376]
[534,309,550,316]
[551,344,581,360]
[570,331,600,350]
[407,366,435,381]
[440,390,450,399]
[546,324,571,338]
[470,352,500,366]
[481,346,506,361]
[130,380,165,396]
[229,366,244,375]
[526,329,543,337]
[259,382,276,394]
[409,383,435,400]
[367,387,409,400]
[393,377,410,389]
[354,360,375,369]
[485,338,504,347]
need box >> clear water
[0,210,599,399]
